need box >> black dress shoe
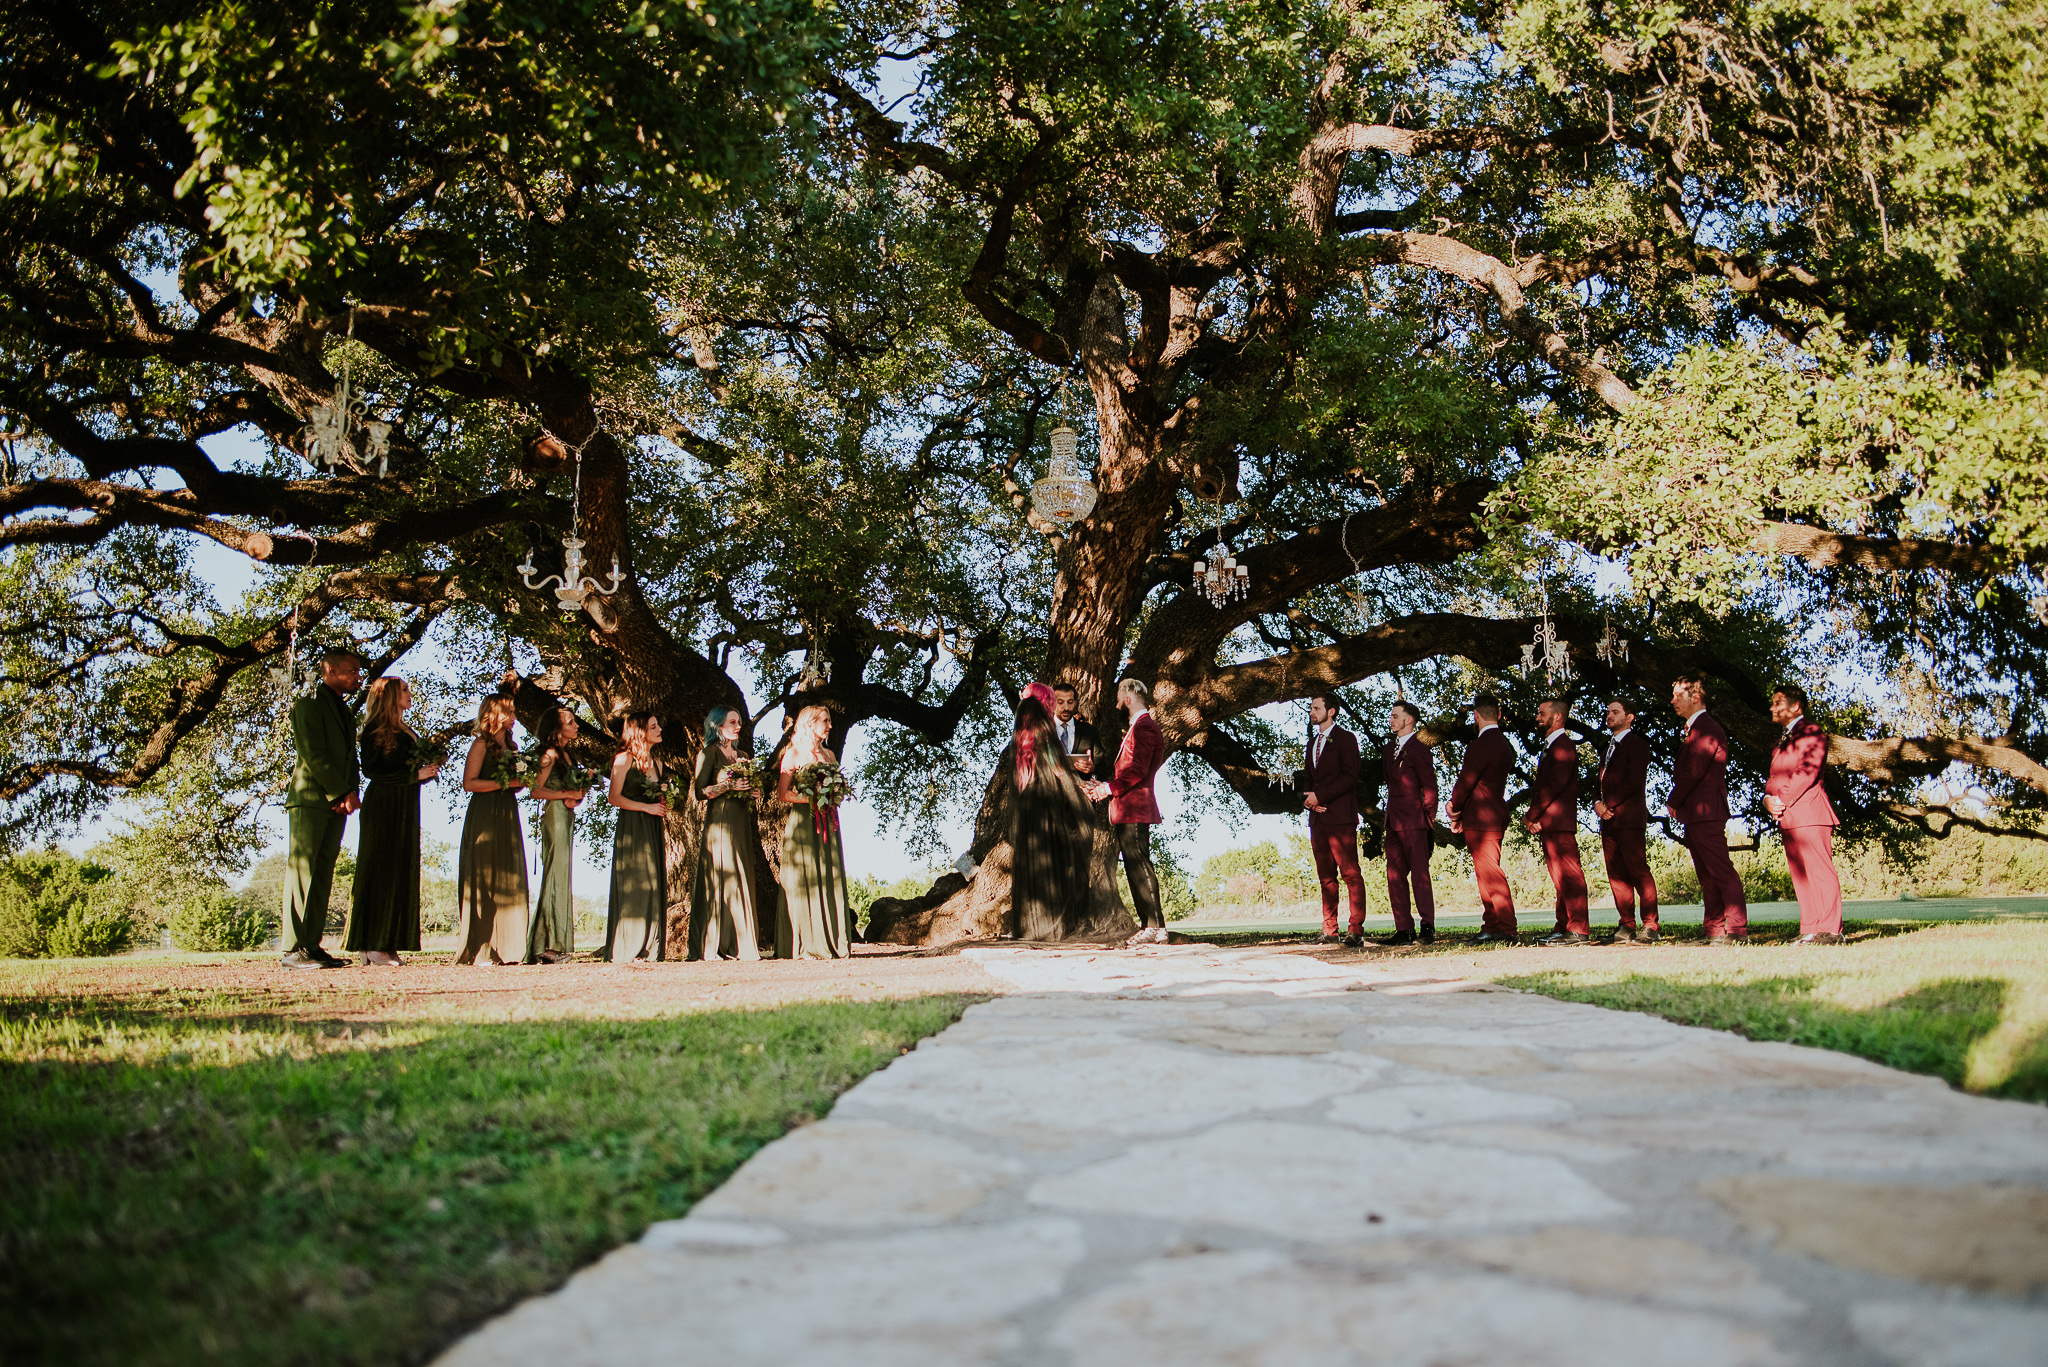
[1612,925,1638,944]
[1705,934,1749,946]
[1543,931,1590,945]
[1342,934,1365,949]
[1640,925,1661,943]
[1384,930,1417,946]
[1418,928,1435,945]
[1318,932,1343,944]
[1798,932,1843,944]
[1472,932,1516,946]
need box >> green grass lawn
[0,991,973,1367]
[1475,920,2048,1101]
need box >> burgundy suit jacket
[1306,724,1360,832]
[1767,717,1837,829]
[1380,736,1438,832]
[1597,730,1651,830]
[1669,710,1732,823]
[1107,711,1166,825]
[1527,730,1581,833]
[1449,726,1513,834]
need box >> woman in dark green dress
[689,706,762,960]
[1008,688,1095,941]
[605,711,670,962]
[775,703,853,959]
[346,675,443,965]
[525,705,587,964]
[454,694,532,966]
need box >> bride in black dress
[1007,685,1096,941]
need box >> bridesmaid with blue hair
[687,705,762,960]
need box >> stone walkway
[437,944,2048,1367]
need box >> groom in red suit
[1379,700,1438,945]
[1765,684,1843,944]
[1667,675,1748,943]
[1084,677,1169,946]
[1448,692,1516,943]
[1525,698,1591,944]
[1301,693,1368,944]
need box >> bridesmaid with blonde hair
[346,675,442,965]
[775,704,853,959]
[605,711,670,962]
[454,694,531,966]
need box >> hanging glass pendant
[1595,613,1629,666]
[517,437,626,612]
[1520,593,1574,685]
[1029,425,1098,527]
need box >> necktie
[1314,729,1324,766]
[1061,721,1072,752]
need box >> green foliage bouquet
[719,755,765,792]
[486,746,539,792]
[409,737,448,772]
[792,761,854,843]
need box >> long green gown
[606,765,668,962]
[776,778,853,960]
[454,738,532,965]
[345,728,425,952]
[688,747,761,961]
[525,769,577,962]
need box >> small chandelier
[1595,613,1629,666]
[1029,424,1098,527]
[303,312,394,477]
[1519,592,1573,685]
[1192,483,1249,608]
[518,432,625,612]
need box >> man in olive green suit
[281,648,363,969]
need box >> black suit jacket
[1055,715,1102,770]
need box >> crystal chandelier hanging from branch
[1594,611,1630,666]
[1192,487,1249,609]
[302,310,394,477]
[1029,420,1099,529]
[518,431,625,612]
[1519,590,1574,686]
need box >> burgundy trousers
[1685,820,1749,938]
[1384,826,1435,933]
[1310,827,1368,935]
[1463,829,1516,936]
[1784,824,1843,937]
[1541,831,1591,934]
[1600,827,1658,929]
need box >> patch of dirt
[1,944,1011,1025]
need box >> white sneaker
[1125,926,1169,947]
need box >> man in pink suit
[1379,700,1438,945]
[1594,698,1658,943]
[1301,693,1368,944]
[1764,684,1843,944]
[1084,677,1170,946]
[1525,698,1591,944]
[1667,675,1748,943]
[1448,692,1517,943]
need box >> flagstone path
[437,943,2048,1367]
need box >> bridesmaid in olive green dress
[454,694,532,966]
[605,711,670,962]
[688,706,761,961]
[346,675,443,965]
[524,705,587,964]
[775,703,853,959]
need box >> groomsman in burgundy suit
[1765,684,1843,944]
[1301,693,1368,945]
[1667,675,1748,943]
[1084,678,1170,946]
[1524,698,1591,944]
[1448,692,1517,943]
[1594,698,1659,943]
[1379,701,1439,945]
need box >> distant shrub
[169,888,273,952]
[0,850,137,958]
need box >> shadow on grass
[0,994,973,1367]
[1493,968,2046,1102]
